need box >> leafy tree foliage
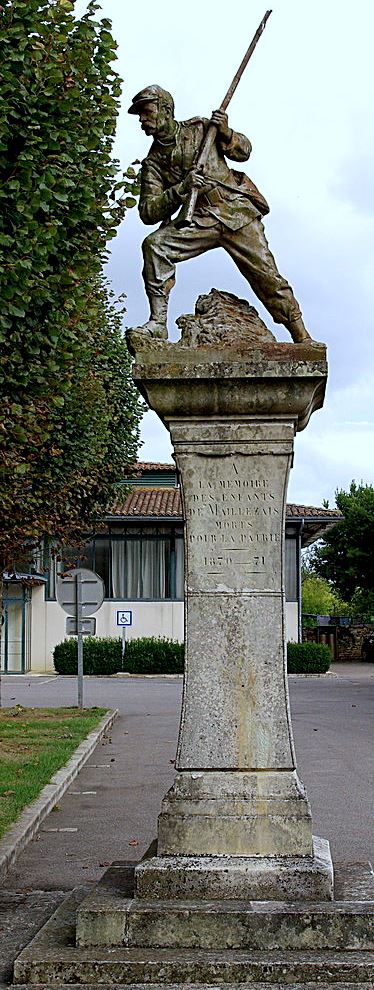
[301,571,348,623]
[309,482,374,603]
[0,0,142,568]
[348,588,374,619]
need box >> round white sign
[56,568,105,617]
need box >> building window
[175,535,184,599]
[110,528,184,600]
[112,536,169,599]
[47,526,184,601]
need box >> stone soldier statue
[128,84,311,344]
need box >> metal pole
[76,572,84,710]
[122,624,127,668]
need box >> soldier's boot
[138,296,168,339]
[288,315,312,343]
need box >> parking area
[0,664,373,882]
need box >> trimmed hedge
[53,635,184,675]
[124,637,184,674]
[287,641,331,674]
[54,636,328,676]
[53,637,123,675]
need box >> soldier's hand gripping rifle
[176,9,272,229]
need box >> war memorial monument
[13,12,374,989]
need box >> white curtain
[175,537,184,599]
[111,538,167,599]
[141,539,166,598]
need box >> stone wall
[336,624,374,662]
[303,624,374,662]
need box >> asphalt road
[0,665,373,985]
[0,664,373,894]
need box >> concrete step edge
[11,983,374,990]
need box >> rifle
[176,9,272,229]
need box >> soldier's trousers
[142,216,302,328]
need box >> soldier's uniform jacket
[139,117,269,232]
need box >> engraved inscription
[189,531,280,544]
[204,553,266,574]
[189,477,279,519]
[185,463,283,586]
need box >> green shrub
[124,637,184,674]
[53,636,184,675]
[287,641,331,674]
[53,637,123,675]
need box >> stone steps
[127,897,374,951]
[13,893,374,987]
[12,985,374,990]
[77,891,374,950]
[75,860,374,951]
[14,947,374,986]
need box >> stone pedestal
[131,294,328,877]
[13,298,374,987]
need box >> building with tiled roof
[109,488,182,520]
[2,463,342,674]
[109,484,342,546]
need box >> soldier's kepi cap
[128,85,174,115]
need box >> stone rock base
[74,838,334,950]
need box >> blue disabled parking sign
[116,610,133,627]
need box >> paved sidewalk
[0,677,181,984]
[0,667,373,983]
[0,677,181,891]
[331,661,374,679]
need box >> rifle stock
[177,125,218,228]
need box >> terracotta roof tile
[110,488,182,518]
[108,489,342,522]
[286,504,342,520]
[135,461,175,471]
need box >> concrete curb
[113,672,183,679]
[109,673,338,680]
[288,671,338,679]
[0,708,118,883]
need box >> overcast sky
[77,0,374,508]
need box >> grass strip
[0,706,107,839]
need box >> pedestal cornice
[133,339,327,432]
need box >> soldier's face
[138,101,159,135]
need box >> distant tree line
[302,482,374,621]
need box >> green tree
[0,0,142,569]
[301,572,348,623]
[309,482,374,603]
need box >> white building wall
[31,588,66,673]
[285,601,298,643]
[30,591,184,672]
[95,601,184,645]
[29,591,297,673]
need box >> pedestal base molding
[157,770,313,857]
[136,835,333,905]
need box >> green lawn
[0,706,107,840]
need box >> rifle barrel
[176,10,272,228]
[221,10,272,112]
